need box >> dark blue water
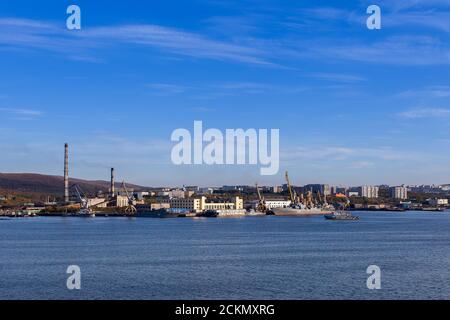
[1,211,449,300]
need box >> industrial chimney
[110,168,115,197]
[64,143,69,203]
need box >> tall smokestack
[64,143,69,203]
[110,167,115,197]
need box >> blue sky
[1,0,450,187]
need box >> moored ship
[135,208,188,218]
[77,208,96,217]
[272,205,334,216]
[271,171,335,216]
[324,211,359,221]
[199,209,247,218]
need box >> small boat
[75,208,96,217]
[200,210,219,218]
[324,211,359,221]
[245,209,266,217]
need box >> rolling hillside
[0,172,147,198]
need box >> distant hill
[0,173,147,198]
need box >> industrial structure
[60,143,141,215]
[110,168,115,197]
[64,143,69,203]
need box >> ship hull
[135,209,181,218]
[272,207,334,216]
[324,214,359,221]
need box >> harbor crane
[72,184,89,212]
[121,181,137,214]
[71,184,109,216]
[255,183,267,212]
[285,171,296,204]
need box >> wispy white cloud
[83,24,274,65]
[349,161,375,169]
[282,146,422,162]
[383,11,450,33]
[304,35,450,66]
[3,12,450,68]
[0,17,274,66]
[145,83,190,95]
[143,81,309,98]
[302,3,450,34]
[0,107,43,120]
[308,72,366,83]
[396,86,450,98]
[192,106,215,112]
[363,0,450,12]
[210,82,309,95]
[398,107,450,118]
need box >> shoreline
[0,209,449,219]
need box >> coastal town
[0,144,449,218]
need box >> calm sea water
[1,211,449,300]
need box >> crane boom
[285,171,295,203]
[71,184,88,209]
[255,183,263,202]
[121,180,137,214]
[255,182,267,212]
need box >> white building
[134,191,150,200]
[199,187,214,194]
[390,186,408,200]
[427,198,448,206]
[271,186,283,193]
[358,186,379,198]
[87,197,108,208]
[265,200,291,209]
[169,196,243,212]
[157,191,171,197]
[116,195,130,207]
[170,189,186,198]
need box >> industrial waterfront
[1,211,449,300]
[1,143,449,301]
[1,144,449,218]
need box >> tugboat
[324,211,359,221]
